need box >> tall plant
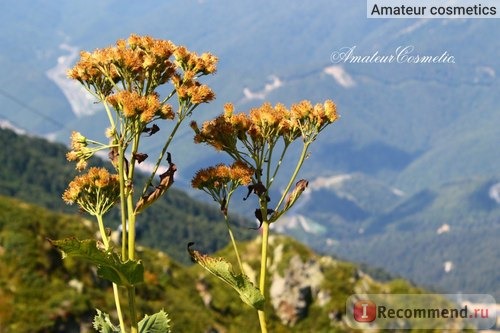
[51,34,217,333]
[51,34,339,333]
[189,100,338,332]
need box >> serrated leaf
[139,309,171,333]
[97,259,144,286]
[93,309,120,333]
[49,237,144,287]
[188,243,265,310]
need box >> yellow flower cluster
[172,46,217,105]
[192,161,254,190]
[173,77,215,105]
[106,91,174,123]
[192,100,339,152]
[192,161,254,213]
[289,100,338,142]
[67,34,218,107]
[66,131,92,170]
[62,167,120,216]
[173,46,218,75]
[67,34,176,94]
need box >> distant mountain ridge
[277,173,500,300]
[1,1,498,193]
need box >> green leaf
[49,237,144,286]
[93,309,120,333]
[188,243,265,310]
[139,309,172,333]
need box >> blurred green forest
[0,128,254,264]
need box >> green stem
[127,131,140,261]
[265,143,274,189]
[118,143,128,261]
[95,214,110,249]
[100,98,117,131]
[253,142,270,333]
[125,131,141,331]
[96,214,126,332]
[224,214,244,273]
[127,286,138,333]
[113,140,134,332]
[257,219,270,333]
[140,117,182,198]
[258,311,268,333]
[127,197,136,261]
[256,142,309,333]
[112,284,126,332]
[273,142,310,214]
[269,141,289,187]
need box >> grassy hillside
[0,195,458,332]
[2,127,497,301]
[0,128,254,264]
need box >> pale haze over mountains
[0,1,499,298]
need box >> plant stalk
[257,219,270,333]
[127,198,136,261]
[96,214,126,331]
[224,215,244,273]
[118,143,128,261]
[273,142,310,213]
[112,284,126,332]
[140,115,182,199]
[126,132,141,331]
[127,132,140,261]
[127,286,138,333]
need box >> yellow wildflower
[288,99,339,142]
[106,91,163,123]
[70,131,87,150]
[174,46,218,75]
[62,167,120,216]
[192,161,254,213]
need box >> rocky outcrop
[196,277,213,308]
[269,245,324,326]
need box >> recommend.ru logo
[346,294,497,330]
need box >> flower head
[174,46,218,75]
[192,161,254,214]
[175,79,215,105]
[106,91,164,123]
[67,34,179,95]
[193,100,339,154]
[192,161,253,191]
[289,99,339,142]
[67,131,93,170]
[67,49,119,96]
[70,131,87,150]
[68,34,217,134]
[192,114,239,151]
[62,167,120,216]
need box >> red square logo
[353,300,376,322]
